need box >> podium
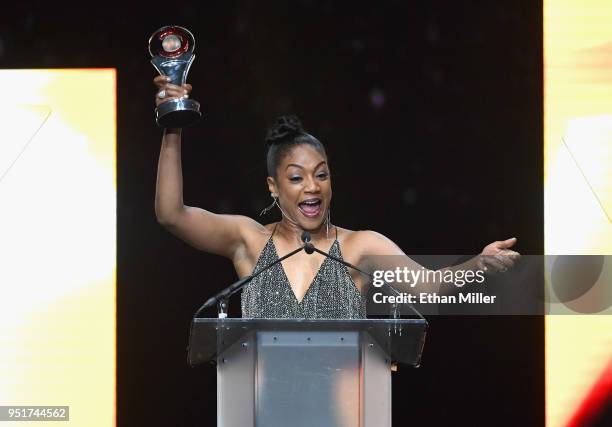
[188,318,427,427]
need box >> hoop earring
[326,208,331,239]
[274,197,300,226]
[259,195,277,216]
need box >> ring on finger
[157,89,166,99]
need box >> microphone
[301,231,315,254]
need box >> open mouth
[298,198,322,218]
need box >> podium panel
[256,331,360,427]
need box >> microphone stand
[193,230,425,323]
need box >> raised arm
[153,76,261,260]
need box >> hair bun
[265,115,305,146]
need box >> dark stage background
[4,1,544,425]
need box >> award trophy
[148,26,201,127]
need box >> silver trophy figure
[148,26,201,127]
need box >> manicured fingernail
[184,94,189,98]
[165,76,171,81]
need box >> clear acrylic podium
[188,318,427,427]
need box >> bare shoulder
[336,227,405,258]
[234,216,275,249]
[234,215,270,234]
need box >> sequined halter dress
[241,224,366,319]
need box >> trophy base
[156,98,201,128]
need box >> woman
[153,77,520,319]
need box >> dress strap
[271,222,279,238]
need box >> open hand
[477,237,521,274]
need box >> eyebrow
[286,161,327,171]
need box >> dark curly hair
[265,115,327,177]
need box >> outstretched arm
[354,231,520,293]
